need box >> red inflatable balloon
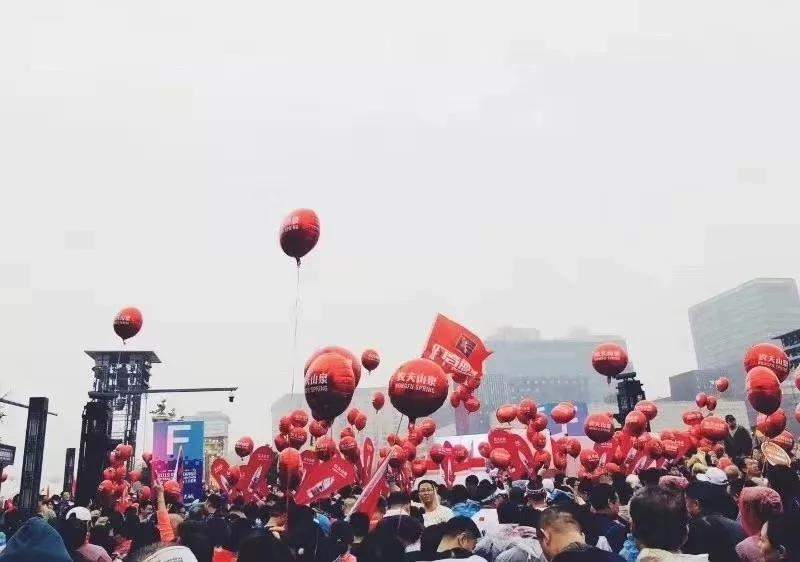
[772,430,795,452]
[705,396,717,411]
[279,208,320,265]
[747,366,782,414]
[700,416,728,442]
[418,419,436,438]
[478,442,492,458]
[662,440,679,459]
[534,450,552,470]
[402,441,417,462]
[114,307,143,342]
[644,438,663,458]
[315,437,336,461]
[138,486,151,501]
[361,349,380,373]
[453,444,469,463]
[496,405,518,424]
[489,448,511,469]
[347,408,361,426]
[274,433,290,451]
[164,480,182,497]
[305,346,363,388]
[682,410,703,426]
[102,468,115,481]
[429,444,445,464]
[305,352,357,422]
[592,343,628,380]
[388,359,449,422]
[291,410,309,428]
[411,459,428,478]
[279,416,293,435]
[757,410,787,438]
[579,449,600,472]
[624,410,648,437]
[529,431,547,451]
[340,426,355,440]
[339,436,359,461]
[128,470,141,483]
[114,467,126,482]
[379,446,390,459]
[117,444,133,461]
[289,427,308,449]
[585,414,614,443]
[388,445,407,469]
[517,399,537,424]
[715,377,730,393]
[551,402,576,425]
[531,414,549,432]
[354,413,368,431]
[744,343,790,382]
[98,480,115,495]
[309,420,328,438]
[464,396,480,413]
[372,392,385,412]
[635,401,658,421]
[695,393,708,409]
[407,429,423,446]
[565,438,582,458]
[277,448,302,488]
[235,437,254,458]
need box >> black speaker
[19,398,49,519]
[75,401,113,506]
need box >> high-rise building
[689,278,800,373]
[668,369,724,401]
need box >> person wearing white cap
[696,467,727,487]
[126,544,198,562]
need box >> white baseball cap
[66,506,92,522]
[697,467,728,486]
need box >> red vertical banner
[295,457,358,506]
[442,441,455,488]
[210,458,231,492]
[488,429,533,480]
[351,456,390,525]
[362,438,375,483]
[236,446,275,500]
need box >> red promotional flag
[442,441,455,488]
[236,446,275,500]
[301,450,319,473]
[488,429,535,480]
[210,458,231,492]
[362,438,375,483]
[295,457,358,506]
[351,456,390,522]
[422,314,492,379]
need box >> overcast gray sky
[1,1,799,490]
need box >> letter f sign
[167,424,191,455]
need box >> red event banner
[422,314,492,378]
[235,445,275,500]
[295,457,358,506]
[488,429,536,480]
[351,456,390,526]
[362,438,375,483]
[442,441,455,488]
[210,458,231,492]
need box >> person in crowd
[537,505,623,562]
[126,542,199,562]
[682,481,745,561]
[759,512,800,562]
[203,494,230,551]
[349,512,370,559]
[59,507,113,562]
[735,486,782,562]
[583,484,628,554]
[465,477,481,502]
[723,416,753,462]
[449,486,481,519]
[742,458,768,487]
[331,520,356,562]
[385,492,412,519]
[629,485,708,561]
[763,464,800,514]
[693,468,738,520]
[426,516,486,562]
[417,482,454,527]
[0,517,73,562]
[237,531,295,562]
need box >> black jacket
[552,543,624,562]
[723,426,753,460]
[684,514,745,562]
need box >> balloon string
[290,262,301,395]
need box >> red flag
[301,450,319,473]
[210,458,231,491]
[423,314,491,378]
[295,457,358,506]
[362,438,375,483]
[236,446,275,500]
[488,429,536,480]
[351,456,390,519]
[442,441,455,488]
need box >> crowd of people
[1,417,799,562]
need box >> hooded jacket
[0,517,72,562]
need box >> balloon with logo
[274,434,290,451]
[418,419,436,439]
[291,410,309,428]
[592,342,628,383]
[746,366,782,414]
[339,436,360,463]
[551,402,576,425]
[279,209,320,266]
[756,410,787,438]
[361,349,380,374]
[744,343,790,382]
[277,448,303,489]
[289,427,308,449]
[372,392,385,412]
[347,408,361,426]
[114,307,143,343]
[305,352,357,422]
[682,410,703,426]
[279,416,293,435]
[453,444,469,463]
[478,442,492,459]
[585,413,614,443]
[635,401,658,421]
[411,459,428,478]
[771,430,794,452]
[624,410,647,437]
[388,358,449,425]
[429,444,445,464]
[309,420,328,439]
[531,414,549,432]
[580,449,600,472]
[496,405,518,425]
[700,416,728,442]
[315,436,336,461]
[354,412,368,432]
[464,395,480,413]
[235,437,254,459]
[340,426,355,440]
[517,399,537,424]
[489,448,511,469]
[305,346,363,388]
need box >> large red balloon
[361,349,380,373]
[339,436,359,462]
[291,410,309,428]
[715,377,730,393]
[411,459,428,478]
[372,392,385,412]
[635,401,658,421]
[279,209,320,265]
[429,444,445,464]
[289,427,308,449]
[746,367,782,415]
[585,414,614,443]
[772,430,795,452]
[305,347,362,388]
[551,402,576,425]
[695,393,708,409]
[517,399,537,424]
[744,343,790,382]
[478,442,492,458]
[277,448,302,488]
[309,420,328,438]
[624,410,648,437]
[496,405,518,424]
[757,410,787,438]
[279,416,293,435]
[579,449,600,472]
[388,359,449,421]
[305,352,357,422]
[114,307,143,342]
[592,343,628,379]
[464,396,480,413]
[700,416,728,442]
[274,434,290,451]
[705,396,717,411]
[489,448,511,469]
[315,436,336,461]
[682,410,703,426]
[235,437,254,458]
[354,413,368,432]
[418,419,436,438]
[453,444,469,463]
[531,414,549,432]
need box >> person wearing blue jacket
[0,517,72,562]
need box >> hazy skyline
[1,1,799,490]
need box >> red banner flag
[301,450,319,473]
[295,457,358,506]
[351,456,390,523]
[442,441,455,488]
[210,458,231,492]
[423,314,492,379]
[362,438,375,483]
[236,446,275,500]
[488,429,536,480]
